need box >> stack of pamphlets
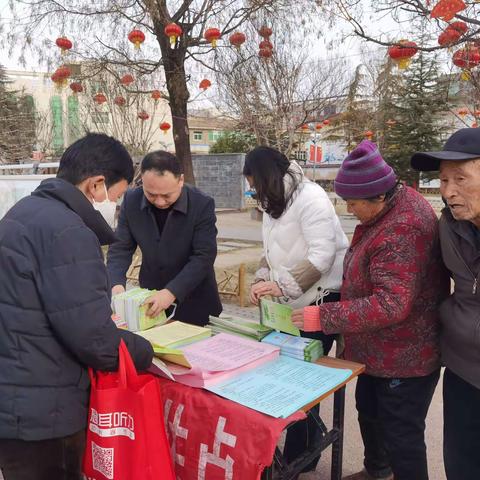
[138,321,212,349]
[111,314,127,330]
[112,287,167,332]
[155,333,280,388]
[261,331,323,363]
[208,315,273,341]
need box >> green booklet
[260,299,300,336]
[112,288,169,331]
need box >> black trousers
[443,368,480,480]
[356,369,440,480]
[0,430,85,480]
[282,291,340,473]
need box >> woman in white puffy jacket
[244,146,349,472]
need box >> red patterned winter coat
[320,186,449,377]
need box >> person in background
[245,145,349,475]
[0,133,153,480]
[411,128,480,480]
[292,140,448,480]
[107,151,222,326]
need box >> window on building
[208,130,223,142]
[193,131,203,140]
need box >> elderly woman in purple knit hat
[292,140,449,480]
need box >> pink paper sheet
[168,333,280,388]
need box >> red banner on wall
[309,145,323,163]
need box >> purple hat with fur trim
[334,140,397,199]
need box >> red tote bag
[83,340,175,480]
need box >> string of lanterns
[50,22,275,138]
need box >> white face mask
[92,183,117,228]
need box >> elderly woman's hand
[292,308,305,330]
[293,306,322,332]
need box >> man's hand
[112,285,126,296]
[250,281,283,305]
[143,289,176,318]
[292,308,305,330]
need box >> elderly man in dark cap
[412,128,480,480]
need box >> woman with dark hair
[244,145,348,473]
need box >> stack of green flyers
[112,288,168,332]
[261,331,323,362]
[208,315,273,341]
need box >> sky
[0,0,461,85]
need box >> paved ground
[219,211,446,479]
[217,210,358,242]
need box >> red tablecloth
[158,378,305,479]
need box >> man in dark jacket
[412,128,480,480]
[0,133,153,480]
[107,151,222,326]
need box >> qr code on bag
[92,441,114,479]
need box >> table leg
[331,386,346,480]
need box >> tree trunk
[155,21,195,184]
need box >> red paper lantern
[438,29,462,47]
[160,122,171,134]
[229,32,246,49]
[431,0,467,22]
[114,96,126,106]
[120,74,134,86]
[259,39,273,50]
[199,79,212,90]
[151,90,162,101]
[69,82,83,94]
[94,93,107,105]
[388,40,418,69]
[128,29,145,50]
[475,109,480,116]
[259,26,273,39]
[458,107,469,117]
[56,66,71,80]
[55,36,72,55]
[259,48,273,59]
[453,46,480,80]
[51,66,71,88]
[473,122,478,128]
[138,111,149,121]
[164,23,183,46]
[50,71,61,87]
[323,119,330,126]
[453,46,480,68]
[449,21,468,35]
[315,123,323,131]
[204,28,221,48]
[364,130,374,140]
[301,124,310,132]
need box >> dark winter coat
[439,209,480,389]
[0,178,153,441]
[106,185,222,326]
